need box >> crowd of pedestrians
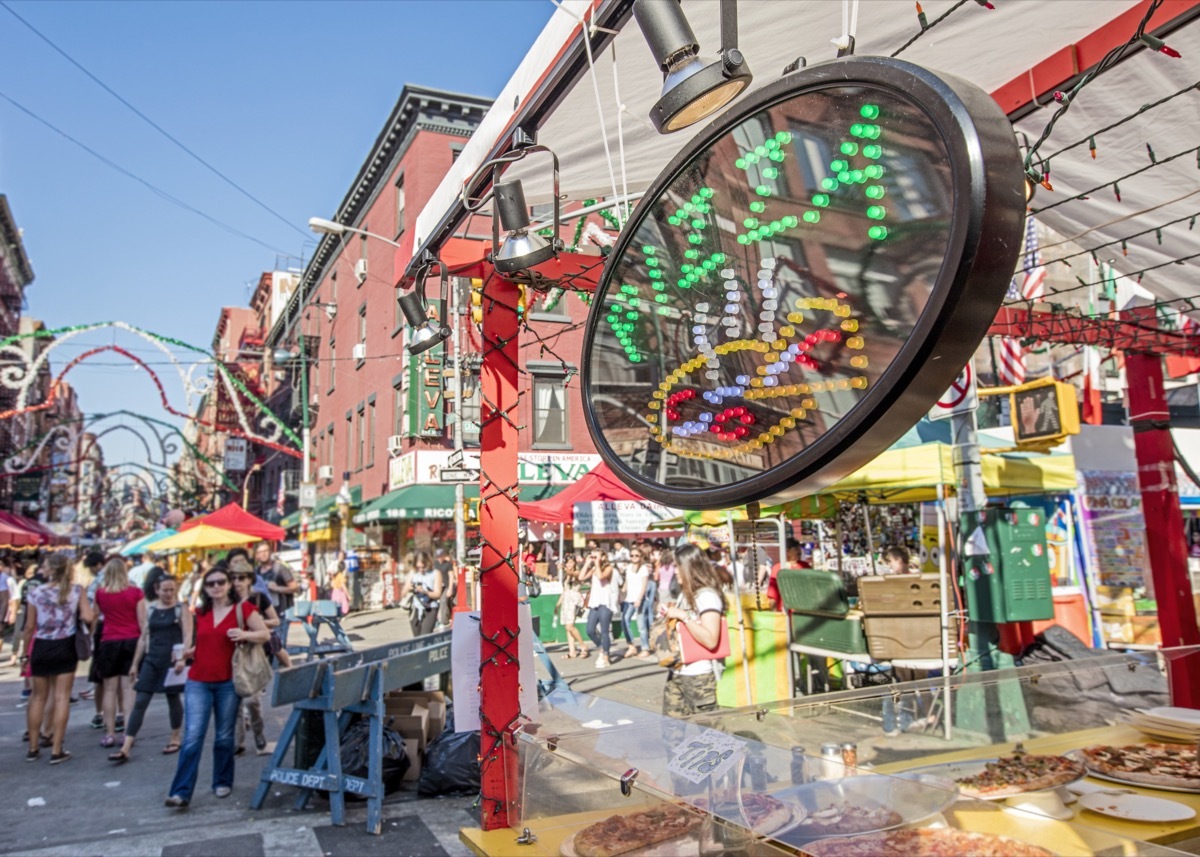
[3,542,294,807]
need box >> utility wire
[1049,210,1200,264]
[890,0,971,58]
[1030,145,1200,214]
[0,88,294,257]
[0,0,309,241]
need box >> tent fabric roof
[119,529,178,557]
[180,503,284,541]
[0,511,60,546]
[151,525,260,551]
[0,513,45,547]
[518,461,647,524]
[415,0,1199,320]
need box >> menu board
[1077,470,1149,593]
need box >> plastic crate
[863,614,958,660]
[777,568,851,616]
[857,574,942,615]
[791,611,868,654]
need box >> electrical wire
[890,0,971,58]
[1030,145,1200,215]
[1038,188,1200,249]
[0,88,294,257]
[1049,210,1200,264]
[0,0,309,242]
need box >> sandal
[100,735,116,748]
[108,751,130,764]
[162,742,181,755]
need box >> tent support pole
[937,484,953,741]
[727,510,754,707]
[558,522,565,584]
[862,501,876,574]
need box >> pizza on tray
[738,792,795,833]
[955,748,1084,799]
[569,803,701,857]
[793,802,903,837]
[1080,743,1200,791]
[801,828,1054,857]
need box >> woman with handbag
[556,555,587,660]
[229,557,279,755]
[22,553,95,763]
[165,563,269,808]
[108,574,191,763]
[660,544,731,718]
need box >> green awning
[353,484,480,524]
[280,510,301,530]
[281,495,340,531]
[521,483,568,502]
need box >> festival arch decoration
[0,322,301,459]
[581,57,1026,509]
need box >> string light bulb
[1140,33,1181,58]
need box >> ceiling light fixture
[633,0,753,134]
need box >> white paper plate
[1079,792,1196,823]
[1127,723,1200,744]
[1143,707,1200,726]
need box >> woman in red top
[93,557,146,748]
[165,562,268,808]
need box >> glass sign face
[587,86,953,500]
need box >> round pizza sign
[581,57,1026,509]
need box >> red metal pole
[1124,349,1200,705]
[478,274,521,830]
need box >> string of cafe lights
[1049,209,1200,264]
[1029,145,1200,214]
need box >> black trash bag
[418,707,479,797]
[339,715,410,801]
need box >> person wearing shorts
[93,557,146,748]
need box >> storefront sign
[390,449,601,491]
[223,438,248,472]
[574,499,679,534]
[13,475,41,503]
[407,309,445,439]
[581,57,1024,510]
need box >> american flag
[998,217,1046,385]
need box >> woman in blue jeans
[166,563,269,808]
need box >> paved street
[0,609,675,857]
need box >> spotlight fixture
[492,180,556,273]
[633,0,752,134]
[398,290,450,356]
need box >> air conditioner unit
[387,435,404,456]
[317,465,334,481]
[310,391,320,406]
[352,343,367,361]
[354,258,368,283]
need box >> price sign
[666,729,746,785]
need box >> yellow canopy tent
[151,524,259,551]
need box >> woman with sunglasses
[228,556,278,755]
[165,563,269,808]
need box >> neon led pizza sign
[581,57,1025,510]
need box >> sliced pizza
[801,828,1054,857]
[1080,743,1200,791]
[955,751,1084,798]
[570,803,701,857]
[793,802,903,837]
[738,792,794,833]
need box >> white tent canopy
[413,0,1200,311]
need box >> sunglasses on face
[204,579,229,588]
[231,574,252,581]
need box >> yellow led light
[841,319,859,332]
[653,391,665,399]
[772,339,786,351]
[802,398,816,409]
[779,326,795,338]
[835,305,851,318]
[851,376,868,389]
[787,312,805,324]
[791,408,807,419]
[850,355,868,369]
[781,417,795,429]
[837,379,851,390]
[750,378,764,387]
[847,336,864,349]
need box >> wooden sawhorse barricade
[250,630,451,833]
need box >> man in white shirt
[127,553,156,589]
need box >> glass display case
[490,648,1200,856]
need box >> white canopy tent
[411,0,1200,312]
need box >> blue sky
[0,0,552,488]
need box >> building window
[367,400,376,468]
[328,340,336,394]
[530,366,571,448]
[356,406,365,472]
[394,381,405,437]
[395,174,406,236]
[449,143,464,163]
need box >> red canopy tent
[0,512,47,547]
[180,502,285,541]
[517,462,648,524]
[0,511,66,545]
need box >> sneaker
[20,688,31,699]
[164,795,188,808]
[883,728,902,737]
[49,751,71,765]
[90,714,103,730]
[595,654,610,669]
[214,786,232,798]
[114,715,124,732]
[25,748,39,762]
[254,734,267,753]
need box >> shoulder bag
[232,602,273,698]
[73,586,92,661]
[679,615,731,664]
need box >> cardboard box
[387,690,446,743]
[1131,616,1161,646]
[401,733,421,782]
[385,699,429,751]
[1096,586,1136,618]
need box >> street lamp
[241,461,262,509]
[308,217,402,249]
[398,290,450,355]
